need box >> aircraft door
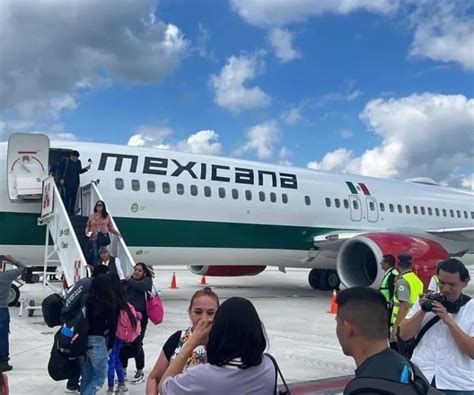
[349,195,362,221]
[7,133,50,200]
[366,196,379,222]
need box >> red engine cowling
[336,232,449,289]
[187,265,266,277]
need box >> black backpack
[55,305,89,357]
[48,332,76,381]
[61,278,91,322]
[42,293,64,328]
[344,361,443,395]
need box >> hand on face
[190,319,213,346]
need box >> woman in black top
[119,262,153,385]
[81,274,116,395]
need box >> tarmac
[6,265,474,395]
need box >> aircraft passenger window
[270,192,277,203]
[325,198,331,207]
[131,179,140,191]
[397,204,402,213]
[204,186,211,197]
[177,183,184,195]
[282,194,288,204]
[218,187,226,198]
[232,189,239,199]
[428,207,433,216]
[305,196,311,206]
[370,202,375,211]
[353,200,359,210]
[413,206,418,214]
[344,199,349,209]
[471,212,474,220]
[147,181,155,193]
[259,191,266,202]
[245,190,252,201]
[457,210,461,218]
[442,209,447,217]
[435,208,440,216]
[190,185,198,196]
[450,209,454,217]
[162,182,170,194]
[420,207,425,215]
[405,205,411,214]
[115,178,124,190]
[379,203,385,212]
[464,211,468,219]
[335,198,340,208]
[389,204,394,213]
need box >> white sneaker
[130,370,144,385]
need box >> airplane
[1,132,473,302]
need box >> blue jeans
[81,336,107,395]
[89,240,99,267]
[107,338,124,388]
[0,308,10,362]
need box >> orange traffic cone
[199,275,207,285]
[169,272,178,289]
[326,290,338,314]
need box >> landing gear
[308,269,340,290]
[8,283,20,307]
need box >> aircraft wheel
[28,300,35,317]
[8,284,20,307]
[319,269,330,291]
[327,270,341,290]
[31,274,40,283]
[308,269,321,290]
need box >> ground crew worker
[379,254,398,304]
[428,261,442,292]
[390,253,424,346]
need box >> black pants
[64,184,79,215]
[120,318,148,371]
[66,358,81,389]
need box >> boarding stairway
[37,176,135,288]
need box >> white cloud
[177,130,222,155]
[0,0,187,115]
[461,174,474,190]
[268,28,301,63]
[230,0,398,27]
[307,93,474,187]
[409,2,474,70]
[127,125,173,149]
[0,120,78,141]
[340,128,354,138]
[278,146,293,166]
[281,107,303,125]
[209,54,271,113]
[237,120,281,160]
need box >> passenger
[400,259,473,394]
[0,255,26,372]
[158,296,276,395]
[85,200,120,268]
[81,274,117,395]
[98,247,124,280]
[56,150,90,215]
[336,287,433,394]
[390,253,423,348]
[119,262,153,385]
[106,273,135,394]
[146,287,220,394]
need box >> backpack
[116,303,142,344]
[61,278,91,322]
[55,306,89,357]
[48,332,76,381]
[344,361,443,395]
[42,293,64,328]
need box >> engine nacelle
[187,265,266,277]
[336,232,449,289]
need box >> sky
[0,0,473,188]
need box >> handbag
[97,231,110,246]
[265,353,291,395]
[145,288,164,325]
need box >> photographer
[400,259,474,394]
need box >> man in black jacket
[56,150,90,215]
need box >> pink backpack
[116,303,142,343]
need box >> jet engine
[336,232,449,289]
[187,265,266,276]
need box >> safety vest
[380,267,399,303]
[391,271,424,324]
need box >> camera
[421,292,447,312]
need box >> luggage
[116,303,142,343]
[56,306,89,357]
[48,333,75,381]
[42,293,64,328]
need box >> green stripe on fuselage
[0,211,330,250]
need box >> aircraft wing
[425,227,474,254]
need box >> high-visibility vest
[391,271,424,324]
[380,267,399,303]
